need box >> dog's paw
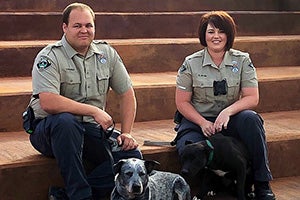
[246,192,255,199]
[207,190,216,196]
[192,196,201,200]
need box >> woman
[174,11,275,200]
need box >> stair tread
[0,1,299,199]
[1,35,300,47]
[1,66,300,95]
[1,110,300,167]
[270,176,300,200]
[209,176,300,200]
[2,0,300,12]
[0,10,299,16]
[1,12,300,40]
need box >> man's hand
[93,108,113,130]
[117,133,139,151]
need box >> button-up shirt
[176,48,258,117]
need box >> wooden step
[0,110,300,199]
[1,36,300,77]
[1,66,300,132]
[2,0,299,12]
[201,176,300,200]
[1,1,298,199]
[0,11,299,40]
[269,176,300,200]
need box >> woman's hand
[214,109,230,132]
[201,120,216,137]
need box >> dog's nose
[181,168,189,176]
[132,184,142,193]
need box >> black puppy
[180,133,253,200]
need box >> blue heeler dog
[111,158,191,200]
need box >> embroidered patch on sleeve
[179,64,187,73]
[37,57,51,69]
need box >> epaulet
[53,40,63,47]
[39,41,62,56]
[229,49,249,57]
[186,50,204,61]
[93,40,108,45]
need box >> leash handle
[105,121,116,138]
[97,121,116,138]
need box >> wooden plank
[1,110,300,166]
[2,0,299,12]
[0,12,300,40]
[1,36,300,77]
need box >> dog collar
[205,140,214,166]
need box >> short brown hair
[198,11,236,51]
[62,3,95,25]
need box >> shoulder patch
[37,57,51,69]
[179,64,187,73]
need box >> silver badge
[100,57,107,64]
[98,52,107,64]
[231,61,239,73]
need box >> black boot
[254,181,276,200]
[48,186,93,200]
[48,186,69,200]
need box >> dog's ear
[113,159,125,175]
[144,160,160,174]
[185,140,193,145]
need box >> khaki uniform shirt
[176,48,258,117]
[30,35,132,123]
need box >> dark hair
[198,11,236,51]
[62,3,95,25]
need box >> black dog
[180,133,253,200]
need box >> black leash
[99,121,121,174]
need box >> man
[26,3,142,199]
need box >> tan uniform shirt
[30,36,132,123]
[176,48,258,117]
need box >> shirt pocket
[193,79,214,103]
[226,78,240,101]
[60,72,81,98]
[97,74,109,94]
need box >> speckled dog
[111,158,191,200]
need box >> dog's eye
[139,172,146,176]
[125,172,133,177]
